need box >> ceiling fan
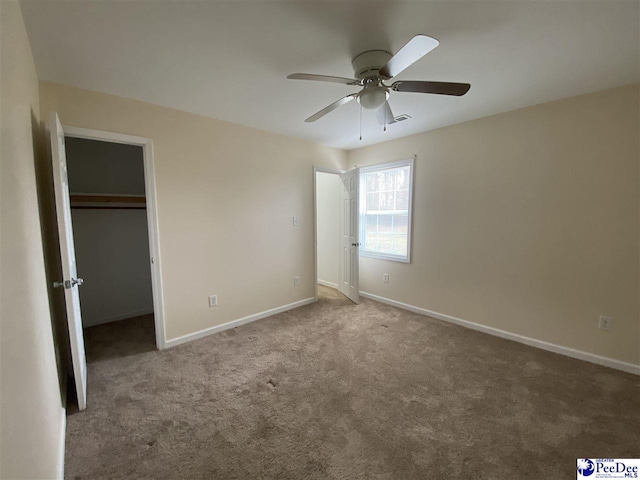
[287,35,470,127]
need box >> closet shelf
[70,194,146,210]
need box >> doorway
[65,136,155,352]
[62,126,166,351]
[62,126,165,354]
[65,137,153,322]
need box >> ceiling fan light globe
[358,87,388,110]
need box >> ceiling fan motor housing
[352,50,393,80]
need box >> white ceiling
[21,1,639,150]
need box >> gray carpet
[65,285,639,479]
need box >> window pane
[365,215,378,234]
[364,231,377,251]
[359,161,412,261]
[377,233,394,253]
[366,173,378,192]
[392,214,408,234]
[363,215,378,251]
[395,190,409,210]
[383,170,395,190]
[396,166,410,190]
[374,172,386,191]
[366,193,379,212]
[390,234,408,256]
[378,214,392,233]
[380,192,394,211]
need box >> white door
[50,112,87,411]
[338,168,360,303]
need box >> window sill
[359,251,411,263]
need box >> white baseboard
[317,279,338,289]
[57,413,66,479]
[84,308,154,328]
[165,297,316,348]
[360,291,640,376]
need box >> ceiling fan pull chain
[359,103,363,141]
[384,103,387,132]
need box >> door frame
[312,165,345,302]
[63,125,167,350]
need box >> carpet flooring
[65,285,639,479]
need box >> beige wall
[41,81,639,364]
[316,172,341,286]
[0,2,66,478]
[40,82,346,341]
[347,85,640,366]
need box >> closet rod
[71,206,146,210]
[70,194,146,204]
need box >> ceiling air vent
[388,114,412,125]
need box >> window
[359,158,413,262]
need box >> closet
[66,137,154,329]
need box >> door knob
[351,242,361,247]
[53,278,83,289]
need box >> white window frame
[359,158,414,263]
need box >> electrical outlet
[292,216,299,227]
[294,276,300,286]
[208,295,218,307]
[598,315,613,331]
[383,273,389,283]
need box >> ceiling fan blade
[392,81,471,96]
[305,94,358,123]
[288,73,360,85]
[376,101,394,126]
[379,35,439,79]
